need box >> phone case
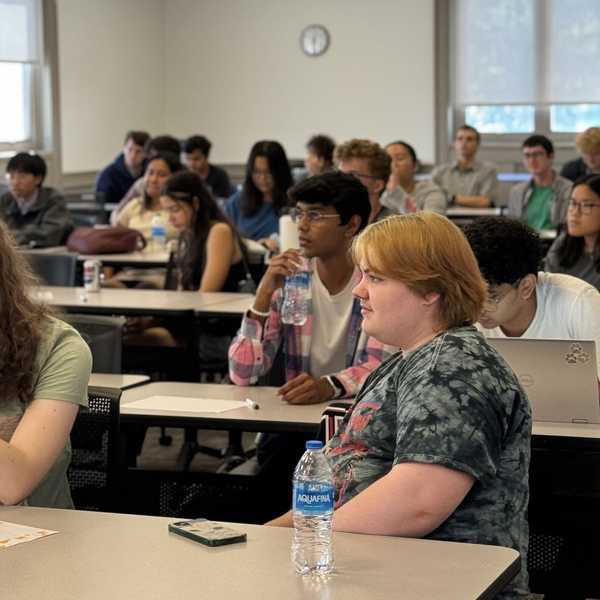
[168,519,247,547]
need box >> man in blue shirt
[95,130,150,205]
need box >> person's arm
[115,198,135,228]
[12,192,73,247]
[454,166,498,208]
[332,462,474,536]
[110,181,139,226]
[267,463,474,535]
[0,399,80,505]
[199,223,236,292]
[454,195,492,208]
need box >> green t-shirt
[0,317,92,507]
[525,185,554,230]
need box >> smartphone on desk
[168,519,247,547]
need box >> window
[451,0,600,136]
[0,0,42,148]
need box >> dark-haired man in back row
[0,153,72,247]
[96,130,150,206]
[182,135,234,200]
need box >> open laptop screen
[487,338,600,424]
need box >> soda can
[83,259,102,292]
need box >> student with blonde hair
[269,212,531,599]
[561,127,600,183]
[0,222,91,507]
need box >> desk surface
[22,246,170,264]
[0,506,519,600]
[88,373,150,390]
[33,286,253,316]
[120,382,324,433]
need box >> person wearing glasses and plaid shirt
[228,171,394,404]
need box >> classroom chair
[25,252,77,286]
[68,386,122,512]
[67,314,125,373]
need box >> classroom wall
[56,0,435,174]
[56,0,165,174]
[163,0,435,164]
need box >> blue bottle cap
[306,440,323,450]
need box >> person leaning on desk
[0,222,92,507]
[269,213,532,600]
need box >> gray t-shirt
[545,233,600,291]
[432,160,498,205]
[326,326,531,599]
[0,317,92,507]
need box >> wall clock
[300,24,330,57]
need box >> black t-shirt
[206,164,234,199]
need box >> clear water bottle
[281,271,309,326]
[292,440,334,576]
[150,213,167,251]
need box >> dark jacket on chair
[0,187,73,247]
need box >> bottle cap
[306,440,323,450]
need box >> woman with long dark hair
[162,171,246,291]
[0,222,91,507]
[546,174,600,289]
[224,140,293,245]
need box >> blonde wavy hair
[0,222,51,403]
[352,212,486,329]
[576,127,600,155]
[334,138,391,182]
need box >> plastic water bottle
[281,271,309,326]
[291,440,334,576]
[150,213,167,251]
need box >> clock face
[300,25,330,57]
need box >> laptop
[487,338,600,424]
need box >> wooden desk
[0,507,520,600]
[120,382,323,434]
[88,373,150,390]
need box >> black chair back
[68,386,122,512]
[67,314,125,373]
[25,253,77,286]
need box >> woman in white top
[116,151,183,242]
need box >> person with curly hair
[464,216,600,377]
[335,138,395,224]
[0,222,91,507]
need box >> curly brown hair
[0,222,51,403]
[334,138,391,182]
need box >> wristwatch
[324,375,345,400]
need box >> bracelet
[250,305,270,317]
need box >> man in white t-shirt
[464,216,600,377]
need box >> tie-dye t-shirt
[326,326,531,599]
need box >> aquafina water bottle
[281,271,309,326]
[291,440,334,575]
[150,213,167,251]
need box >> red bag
[66,226,146,254]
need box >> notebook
[487,338,600,424]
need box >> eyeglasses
[484,280,520,311]
[345,170,379,181]
[252,169,273,180]
[289,207,340,224]
[568,200,600,215]
[522,151,547,160]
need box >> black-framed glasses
[289,207,340,224]
[568,200,600,215]
[484,280,521,311]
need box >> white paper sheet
[0,521,58,548]
[123,395,247,415]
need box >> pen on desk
[245,398,260,410]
